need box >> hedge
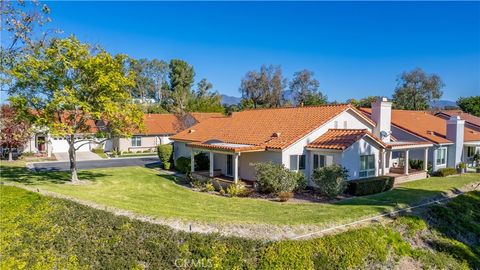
[175,153,210,174]
[432,167,457,177]
[157,144,173,169]
[346,176,395,196]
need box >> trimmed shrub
[409,159,423,170]
[163,162,171,170]
[254,162,305,194]
[346,176,395,196]
[312,165,348,198]
[157,144,173,169]
[176,157,191,173]
[205,182,215,192]
[432,167,457,177]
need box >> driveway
[29,156,160,172]
[54,151,101,161]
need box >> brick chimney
[371,97,392,142]
[446,116,464,167]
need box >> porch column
[404,149,409,175]
[423,148,429,171]
[233,154,239,184]
[190,149,195,172]
[209,151,214,177]
[380,149,386,176]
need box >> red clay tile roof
[306,129,386,150]
[140,113,223,135]
[171,104,375,150]
[187,141,266,153]
[360,108,480,144]
[436,110,480,128]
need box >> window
[290,154,306,171]
[299,155,306,170]
[131,136,142,147]
[313,154,326,170]
[436,147,447,165]
[467,146,476,157]
[359,155,375,178]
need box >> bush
[432,167,457,177]
[254,162,305,194]
[226,183,247,197]
[176,157,191,173]
[346,176,395,196]
[163,162,171,170]
[409,159,423,170]
[157,144,173,169]
[205,182,215,192]
[194,153,209,171]
[278,191,293,202]
[311,165,348,198]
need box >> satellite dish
[380,130,389,138]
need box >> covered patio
[187,140,266,184]
[382,141,433,182]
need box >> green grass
[2,185,478,269]
[1,162,479,227]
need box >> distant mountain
[221,95,241,105]
[429,100,458,109]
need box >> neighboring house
[360,106,480,170]
[171,99,438,185]
[109,112,223,153]
[24,112,223,156]
[434,110,480,131]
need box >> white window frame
[313,154,326,170]
[359,154,375,178]
[131,136,142,147]
[290,154,306,171]
[436,147,447,166]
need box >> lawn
[1,161,478,227]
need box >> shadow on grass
[0,165,109,185]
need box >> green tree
[188,79,224,113]
[392,68,444,110]
[167,59,195,115]
[347,96,377,108]
[1,0,51,95]
[457,96,480,117]
[130,58,168,101]
[289,69,327,106]
[239,65,285,108]
[9,36,143,182]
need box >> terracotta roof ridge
[237,103,350,113]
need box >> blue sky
[22,2,480,101]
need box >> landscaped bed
[1,161,479,231]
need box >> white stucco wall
[281,109,375,180]
[117,135,169,152]
[340,137,382,180]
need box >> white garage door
[51,138,91,153]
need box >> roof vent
[188,129,195,133]
[427,130,434,135]
[272,132,281,138]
